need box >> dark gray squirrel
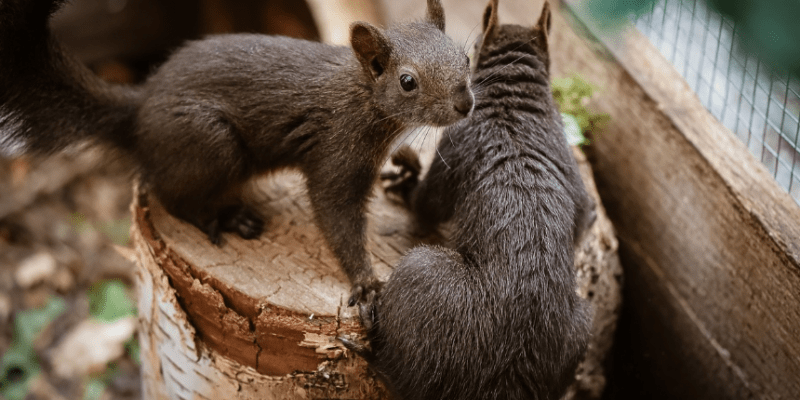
[350,0,596,398]
[0,0,474,304]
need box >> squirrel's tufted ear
[476,0,499,55]
[533,0,552,53]
[426,0,446,32]
[350,22,392,81]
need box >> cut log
[131,145,621,399]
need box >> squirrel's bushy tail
[0,0,140,157]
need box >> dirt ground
[0,153,141,400]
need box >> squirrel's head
[349,0,474,127]
[474,0,552,74]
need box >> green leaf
[554,74,608,145]
[101,218,132,246]
[14,296,67,344]
[0,343,41,400]
[88,280,136,323]
[125,337,141,366]
[1,297,66,400]
[82,376,107,400]
[83,362,121,400]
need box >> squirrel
[349,0,596,398]
[0,0,474,304]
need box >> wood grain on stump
[132,146,621,400]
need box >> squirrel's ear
[426,0,446,32]
[350,22,392,81]
[476,0,499,54]
[533,0,552,53]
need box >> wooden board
[549,2,800,398]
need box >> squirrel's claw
[340,286,379,361]
[347,279,382,307]
[219,205,265,240]
[348,280,381,334]
[338,336,374,360]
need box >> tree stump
[131,146,622,400]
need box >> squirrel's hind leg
[155,184,264,245]
[217,205,264,240]
[138,102,265,244]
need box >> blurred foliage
[86,279,139,398]
[70,212,132,246]
[125,336,141,365]
[553,75,610,145]
[579,0,800,78]
[83,363,120,400]
[88,280,136,323]
[0,281,138,399]
[0,297,67,400]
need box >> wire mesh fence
[633,0,800,205]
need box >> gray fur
[360,1,595,398]
[0,0,473,304]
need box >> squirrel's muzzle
[453,83,474,116]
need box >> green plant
[87,280,136,323]
[553,75,609,146]
[0,297,67,400]
[70,212,131,246]
[84,280,139,399]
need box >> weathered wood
[132,183,389,399]
[550,2,800,398]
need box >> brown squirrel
[0,0,474,304]
[349,1,595,398]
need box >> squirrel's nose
[453,84,474,116]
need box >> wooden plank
[549,2,800,398]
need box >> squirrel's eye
[400,74,417,91]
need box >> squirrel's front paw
[338,335,373,360]
[347,280,382,331]
[381,145,421,203]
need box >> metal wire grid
[633,0,800,205]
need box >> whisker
[476,52,534,85]
[434,130,451,169]
[389,126,421,155]
[462,20,482,54]
[374,109,412,125]
[381,124,413,156]
[417,126,433,153]
[408,125,428,153]
[445,127,456,148]
[473,37,539,83]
